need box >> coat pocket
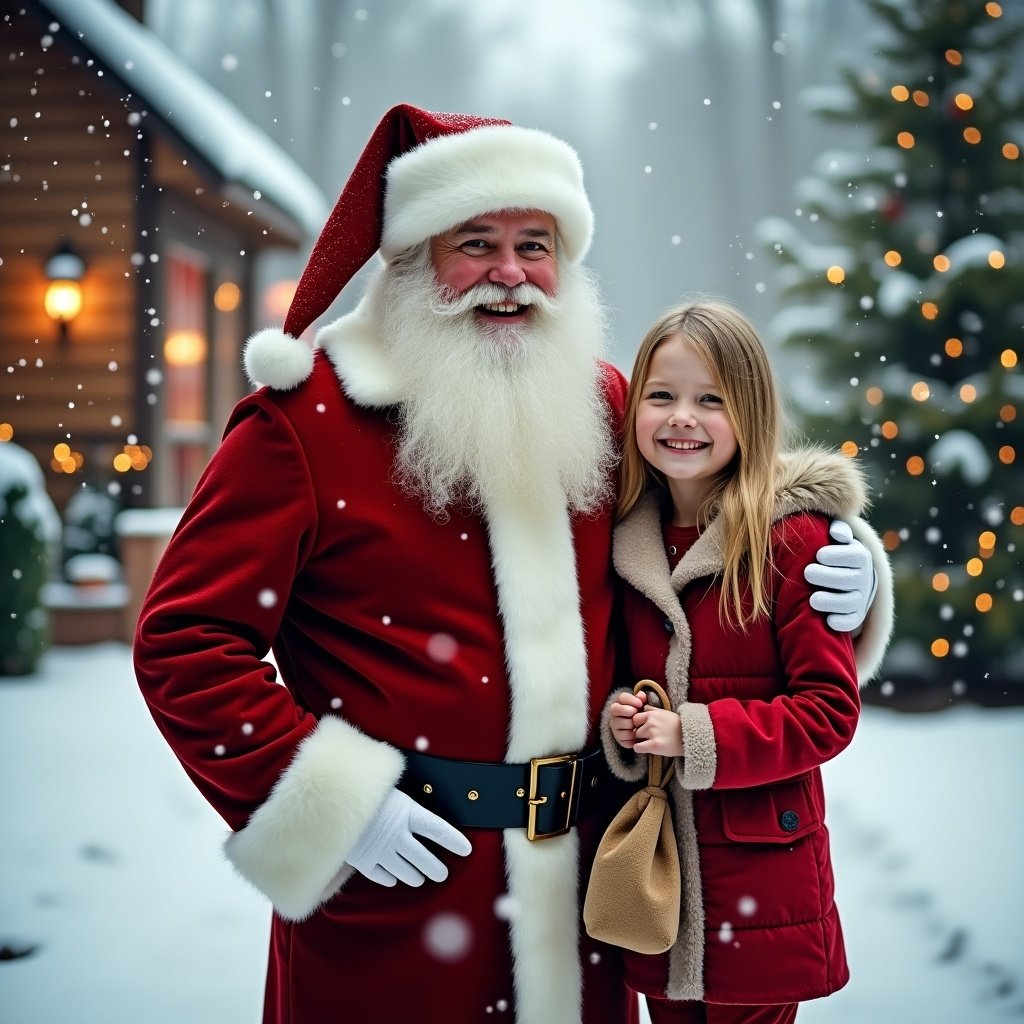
[720,772,822,844]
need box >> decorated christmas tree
[758,0,1023,694]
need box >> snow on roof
[35,0,329,239]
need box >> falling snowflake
[423,912,472,962]
[427,633,458,664]
[494,894,520,920]
[258,589,277,608]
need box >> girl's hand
[632,707,684,757]
[609,689,647,749]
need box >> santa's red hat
[245,103,594,390]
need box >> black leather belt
[397,747,626,841]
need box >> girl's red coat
[603,450,867,1006]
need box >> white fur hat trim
[381,124,593,264]
[243,327,315,391]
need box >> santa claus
[134,105,888,1024]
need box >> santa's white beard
[367,245,616,517]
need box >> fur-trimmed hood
[613,446,892,686]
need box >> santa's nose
[488,252,527,287]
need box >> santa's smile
[476,302,529,317]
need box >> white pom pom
[243,328,315,390]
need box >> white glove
[345,787,472,887]
[804,519,877,633]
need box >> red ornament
[881,192,906,222]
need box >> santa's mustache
[430,281,558,319]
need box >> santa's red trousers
[642,997,798,1024]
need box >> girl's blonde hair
[618,301,782,629]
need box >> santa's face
[368,229,614,517]
[428,210,559,331]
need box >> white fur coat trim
[317,295,402,407]
[484,485,591,1024]
[382,124,593,265]
[223,715,404,921]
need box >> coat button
[663,619,674,633]
[780,810,800,832]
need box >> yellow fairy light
[1002,349,1018,368]
[931,638,950,658]
[891,85,910,101]
[912,90,929,107]
[1003,143,1020,160]
[1000,404,1016,422]
[975,594,993,613]
[114,444,153,473]
[933,255,950,272]
[841,441,859,457]
[932,572,950,592]
[966,558,983,577]
[1011,506,1024,526]
[985,2,1002,16]
[213,282,241,313]
[906,455,925,475]
[945,337,963,357]
[911,381,930,401]
[897,131,915,149]
[999,445,1015,464]
[921,302,939,320]
[866,386,884,405]
[884,250,902,267]
[53,442,70,460]
[959,384,977,403]
[0,423,13,442]
[989,250,1006,269]
[964,127,982,144]
[954,93,974,111]
[881,420,899,439]
[979,531,996,550]
[826,265,845,285]
[882,530,901,551]
[945,49,962,66]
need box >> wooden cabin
[0,0,327,513]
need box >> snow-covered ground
[1,643,1022,1023]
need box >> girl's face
[635,333,738,520]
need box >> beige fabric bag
[583,679,681,954]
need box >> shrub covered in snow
[61,483,121,570]
[0,443,61,675]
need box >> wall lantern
[44,241,86,340]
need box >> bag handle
[633,679,676,789]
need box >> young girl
[602,301,889,1024]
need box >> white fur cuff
[679,702,716,790]
[224,716,405,920]
[849,516,895,684]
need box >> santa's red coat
[135,310,635,1024]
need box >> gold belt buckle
[526,753,579,841]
